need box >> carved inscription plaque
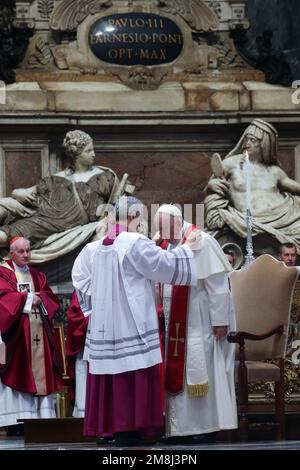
[89,12,184,66]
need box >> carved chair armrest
[228,325,284,374]
[227,325,284,346]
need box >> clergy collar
[12,261,29,273]
[102,223,128,246]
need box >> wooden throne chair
[228,254,299,441]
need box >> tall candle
[244,151,252,212]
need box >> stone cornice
[0,80,299,118]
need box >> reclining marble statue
[204,119,300,256]
[0,130,134,263]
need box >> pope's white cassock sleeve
[165,230,237,436]
[72,233,197,375]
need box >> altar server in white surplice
[71,196,201,446]
[154,205,237,443]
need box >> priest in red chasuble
[0,237,62,429]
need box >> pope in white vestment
[155,205,237,439]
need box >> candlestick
[243,151,255,266]
[244,209,255,266]
[244,151,252,212]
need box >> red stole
[164,225,197,395]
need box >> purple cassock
[83,224,163,438]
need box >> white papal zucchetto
[156,204,182,217]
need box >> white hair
[9,237,30,252]
[115,196,143,221]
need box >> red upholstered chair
[228,255,298,441]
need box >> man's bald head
[9,237,31,268]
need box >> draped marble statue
[0,130,133,263]
[204,119,300,259]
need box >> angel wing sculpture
[50,0,112,31]
[50,0,218,33]
[156,0,219,32]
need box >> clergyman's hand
[213,325,228,341]
[32,294,41,307]
[153,230,162,246]
[185,229,202,251]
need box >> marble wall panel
[95,146,296,206]
[5,150,41,195]
[95,150,212,207]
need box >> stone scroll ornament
[50,0,218,33]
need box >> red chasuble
[163,225,198,395]
[66,290,88,400]
[0,260,62,395]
